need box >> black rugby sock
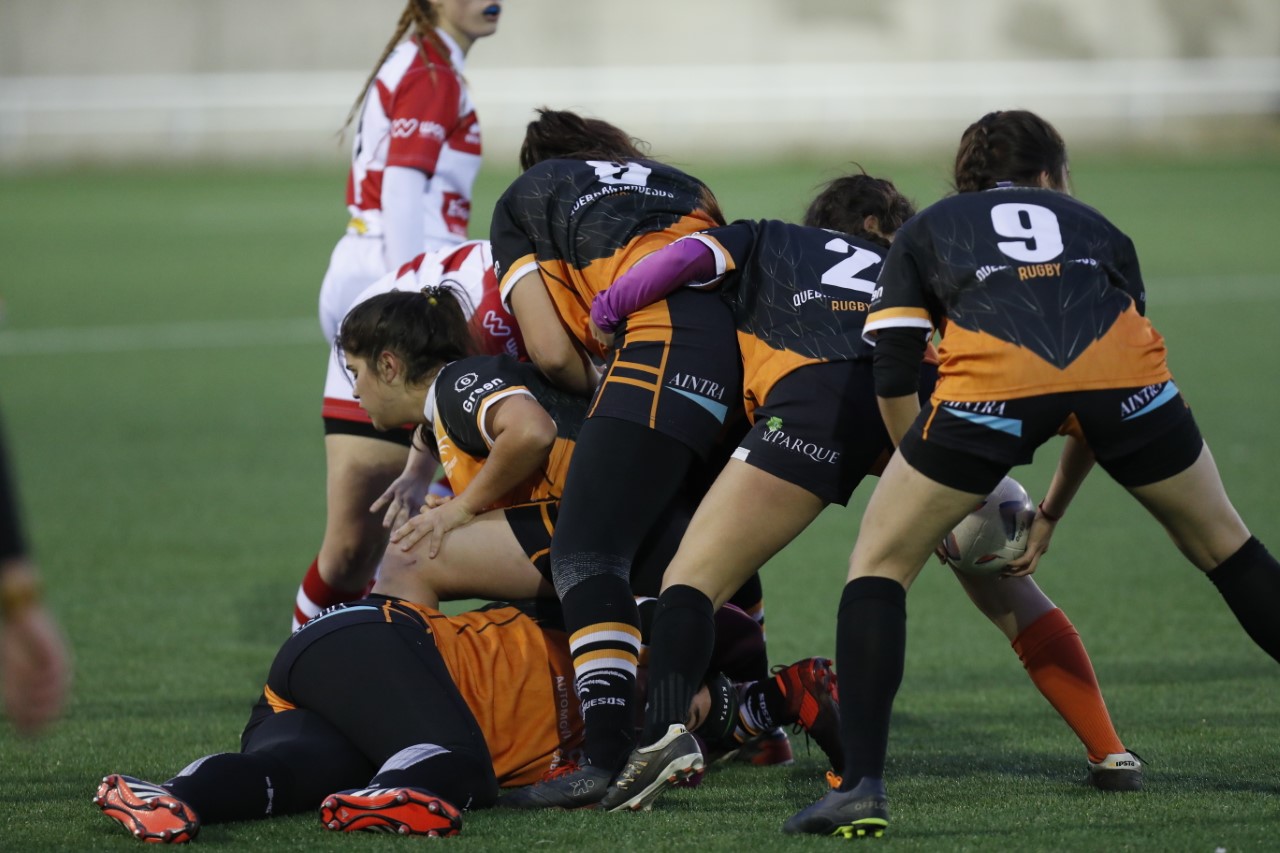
[371,746,499,810]
[836,576,907,788]
[641,584,715,744]
[1208,536,1280,663]
[164,753,295,825]
[560,573,642,771]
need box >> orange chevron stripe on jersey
[933,303,1170,402]
[505,215,719,359]
[737,332,824,422]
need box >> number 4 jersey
[864,186,1171,402]
[491,158,721,356]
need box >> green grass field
[1,150,1279,851]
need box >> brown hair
[518,108,650,171]
[953,110,1068,193]
[803,169,916,248]
[343,0,449,132]
[337,287,476,387]
[518,107,727,226]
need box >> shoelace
[539,761,582,783]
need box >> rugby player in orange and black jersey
[416,353,705,600]
[865,181,1180,487]
[866,183,1159,405]
[686,220,884,400]
[592,218,936,504]
[488,122,745,805]
[696,219,881,357]
[588,208,944,812]
[429,354,587,510]
[490,157,723,351]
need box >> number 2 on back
[990,203,1063,263]
[820,237,881,295]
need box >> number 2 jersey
[687,219,885,412]
[864,186,1171,402]
[491,158,721,357]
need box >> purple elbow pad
[592,239,716,332]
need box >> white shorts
[321,271,407,424]
[318,234,388,343]
[322,241,504,427]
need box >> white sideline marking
[0,317,321,355]
[0,274,1274,356]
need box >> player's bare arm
[391,394,556,557]
[508,271,599,396]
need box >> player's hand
[2,603,71,737]
[370,471,433,531]
[1003,513,1059,577]
[422,493,453,510]
[390,499,476,559]
[589,318,615,351]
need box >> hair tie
[421,284,441,306]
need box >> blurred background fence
[2,0,1278,166]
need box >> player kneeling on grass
[93,593,839,842]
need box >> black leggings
[165,608,500,825]
[550,416,696,590]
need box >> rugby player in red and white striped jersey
[295,239,524,632]
[300,1,503,633]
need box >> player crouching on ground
[93,592,840,842]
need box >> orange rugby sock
[1012,608,1125,763]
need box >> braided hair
[953,110,1068,193]
[342,0,449,133]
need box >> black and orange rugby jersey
[491,158,720,356]
[429,355,586,506]
[864,186,1170,401]
[689,220,884,403]
[397,600,582,787]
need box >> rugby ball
[939,476,1035,576]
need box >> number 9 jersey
[864,185,1171,402]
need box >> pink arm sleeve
[590,239,718,333]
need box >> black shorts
[505,500,558,582]
[323,416,416,447]
[591,288,742,459]
[902,379,1203,494]
[733,361,888,505]
[504,497,691,597]
[247,597,493,776]
[731,360,938,505]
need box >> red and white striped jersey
[392,240,526,361]
[321,240,525,424]
[345,29,481,248]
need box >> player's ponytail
[338,288,476,386]
[954,110,1067,193]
